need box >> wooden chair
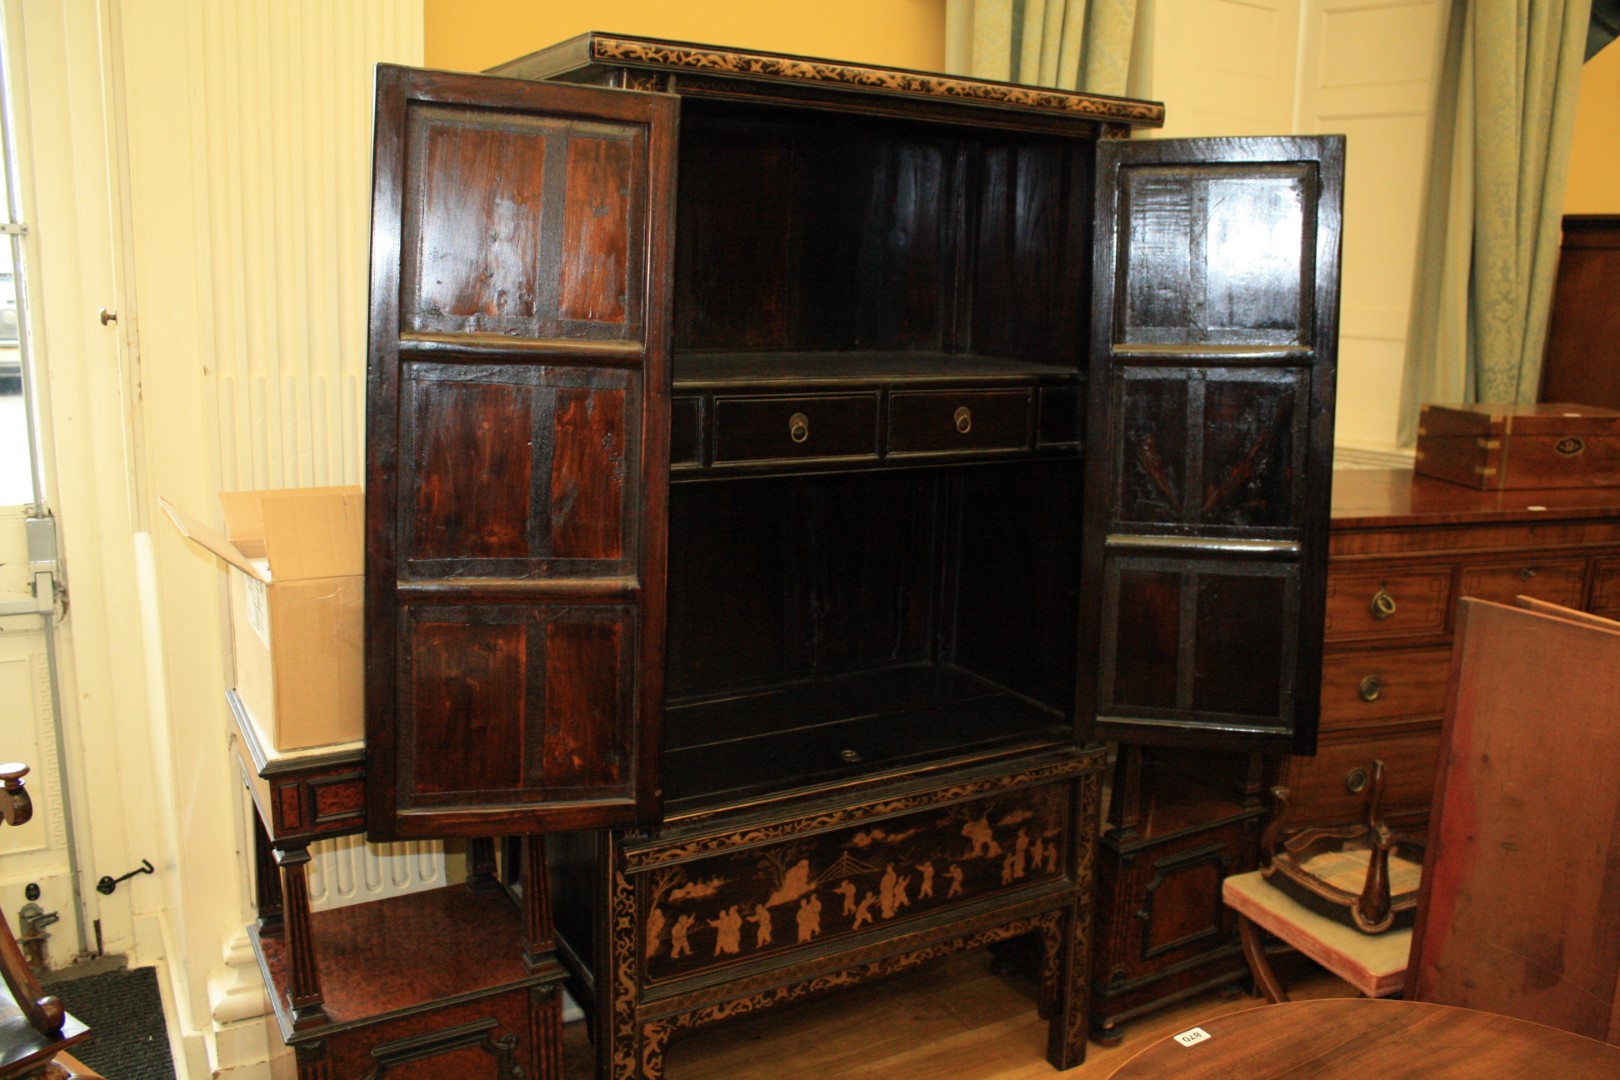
[0,763,102,1080]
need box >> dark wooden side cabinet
[359,34,1343,1077]
[229,693,565,1079]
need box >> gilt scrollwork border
[590,36,1165,127]
[625,758,1096,868]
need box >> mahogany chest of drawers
[1280,468,1620,830]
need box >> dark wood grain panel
[409,112,546,326]
[540,616,629,789]
[549,387,627,560]
[673,115,792,348]
[1190,570,1288,716]
[1113,371,1189,526]
[1099,557,1299,735]
[408,619,526,795]
[1104,566,1180,711]
[1116,163,1312,347]
[406,377,534,561]
[559,135,632,325]
[1198,371,1304,529]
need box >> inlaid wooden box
[1415,403,1620,489]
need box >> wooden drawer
[1589,557,1620,617]
[888,389,1031,456]
[1323,567,1451,642]
[1280,727,1442,827]
[713,393,879,464]
[1458,557,1586,607]
[1318,645,1451,731]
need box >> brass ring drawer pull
[1345,767,1369,794]
[1370,588,1397,620]
[954,406,972,434]
[789,412,810,444]
[1358,675,1382,702]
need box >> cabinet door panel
[1084,138,1343,754]
[366,66,676,837]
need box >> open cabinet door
[1082,137,1342,754]
[364,66,676,839]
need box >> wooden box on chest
[1280,468,1620,833]
[360,33,1343,1076]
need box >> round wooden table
[1107,998,1620,1078]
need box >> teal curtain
[1398,0,1592,444]
[945,0,1139,96]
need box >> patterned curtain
[944,0,1139,96]
[1397,0,1592,444]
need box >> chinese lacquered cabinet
[363,34,1342,1077]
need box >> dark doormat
[42,965,176,1079]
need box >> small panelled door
[1083,136,1344,755]
[364,66,676,839]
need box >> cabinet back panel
[953,460,1082,712]
[673,102,1090,364]
[665,473,941,699]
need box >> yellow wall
[425,1,946,74]
[1565,42,1620,214]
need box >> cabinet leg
[273,843,328,1029]
[253,810,283,936]
[1047,770,1099,1070]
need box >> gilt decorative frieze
[629,757,1093,868]
[635,781,1073,984]
[587,36,1165,126]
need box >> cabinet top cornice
[492,31,1167,128]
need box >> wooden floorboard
[562,948,1358,1078]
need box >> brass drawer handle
[1358,675,1382,702]
[1370,588,1398,620]
[954,406,972,434]
[1345,767,1369,794]
[789,412,810,444]
[1519,566,1539,581]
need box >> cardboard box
[162,487,364,752]
[1415,403,1620,490]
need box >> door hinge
[0,222,27,236]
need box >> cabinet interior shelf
[664,662,1070,809]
